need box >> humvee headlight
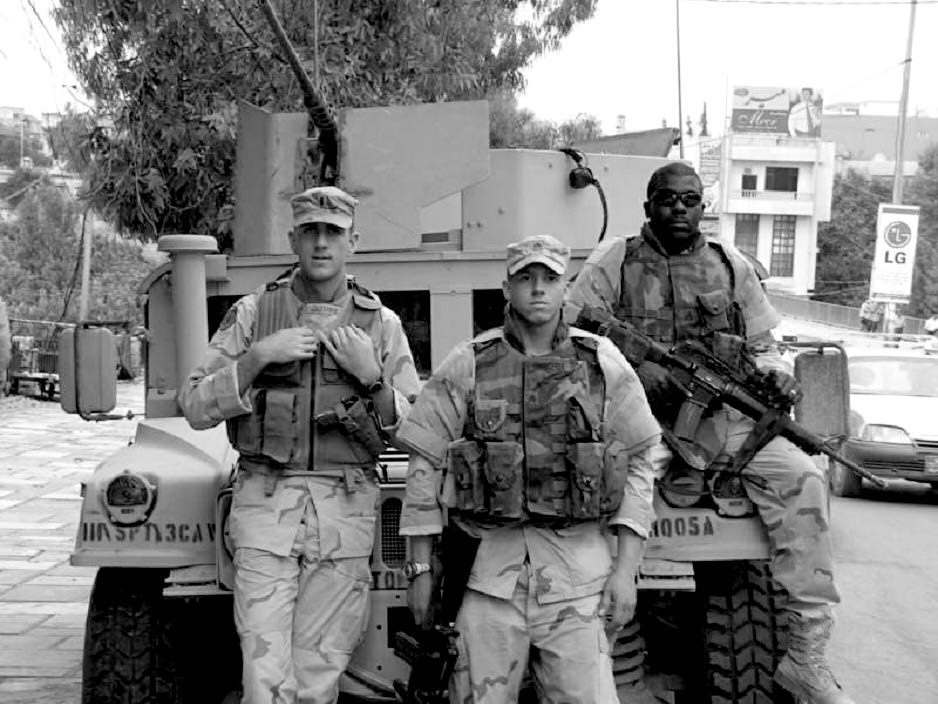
[102,471,157,526]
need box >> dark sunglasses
[650,191,703,207]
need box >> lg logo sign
[883,221,912,263]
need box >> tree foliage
[0,135,52,170]
[813,170,892,308]
[814,149,938,318]
[0,183,149,324]
[53,0,598,241]
[907,144,938,319]
[488,90,601,148]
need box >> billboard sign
[869,203,920,304]
[730,86,823,137]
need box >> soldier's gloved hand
[760,369,803,408]
[636,359,684,407]
[323,325,382,387]
[407,572,435,631]
[254,327,318,364]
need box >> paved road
[1,355,936,703]
[0,382,143,704]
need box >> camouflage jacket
[566,227,788,373]
[178,272,421,556]
[0,297,9,384]
[398,317,661,605]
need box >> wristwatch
[364,379,385,396]
[402,561,432,581]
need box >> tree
[0,168,53,209]
[907,144,938,319]
[0,134,52,170]
[53,0,598,241]
[558,113,602,144]
[488,90,557,148]
[813,170,892,308]
[45,107,98,174]
[0,184,149,324]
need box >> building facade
[716,87,835,296]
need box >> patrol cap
[291,186,358,230]
[506,234,570,276]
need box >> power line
[689,0,937,5]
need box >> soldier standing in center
[396,234,662,703]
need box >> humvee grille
[381,498,406,568]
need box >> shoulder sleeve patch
[217,305,239,332]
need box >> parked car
[832,348,938,495]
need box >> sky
[2,0,937,135]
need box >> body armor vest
[227,277,383,471]
[615,236,746,346]
[448,328,626,523]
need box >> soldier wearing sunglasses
[567,163,854,704]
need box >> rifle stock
[576,306,886,488]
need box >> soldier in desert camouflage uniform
[397,235,662,704]
[0,296,9,395]
[179,186,421,704]
[566,162,855,704]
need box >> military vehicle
[59,37,855,702]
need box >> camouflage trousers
[449,562,617,704]
[722,408,840,609]
[233,500,372,704]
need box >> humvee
[60,98,851,704]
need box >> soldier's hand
[407,572,435,630]
[322,326,382,387]
[254,327,318,364]
[636,360,683,405]
[599,566,638,632]
[761,369,802,408]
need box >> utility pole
[883,0,917,334]
[676,0,684,158]
[892,0,917,205]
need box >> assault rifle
[393,522,481,704]
[575,305,886,487]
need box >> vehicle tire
[82,568,182,704]
[829,460,862,498]
[693,561,793,704]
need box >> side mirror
[59,326,117,415]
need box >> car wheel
[830,460,862,498]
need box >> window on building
[741,173,758,192]
[734,214,760,257]
[765,167,799,192]
[377,291,431,377]
[770,215,797,277]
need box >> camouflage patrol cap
[506,234,570,276]
[291,186,358,230]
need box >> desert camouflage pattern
[566,230,839,608]
[0,296,9,387]
[233,477,377,704]
[449,563,617,704]
[455,327,620,521]
[179,271,420,704]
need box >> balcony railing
[731,189,813,201]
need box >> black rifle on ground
[575,305,886,487]
[393,521,481,704]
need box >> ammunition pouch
[315,395,387,461]
[449,439,524,520]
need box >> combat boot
[774,610,855,704]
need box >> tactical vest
[614,236,747,360]
[448,328,626,523]
[226,276,384,472]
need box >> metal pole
[676,0,684,159]
[884,0,916,333]
[78,213,92,319]
[892,0,917,205]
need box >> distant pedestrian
[885,304,905,335]
[859,299,883,333]
[0,296,10,396]
[924,313,938,337]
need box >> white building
[715,87,836,296]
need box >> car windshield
[849,357,938,397]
